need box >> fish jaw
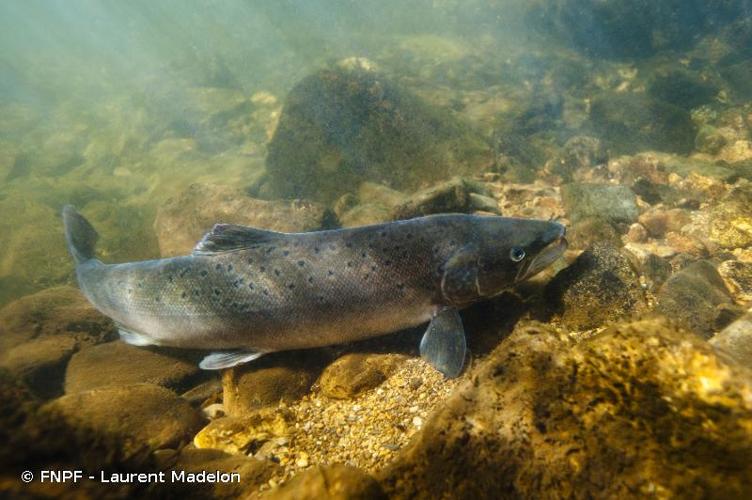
[515,235,568,283]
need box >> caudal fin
[62,205,99,265]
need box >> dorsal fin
[193,224,286,255]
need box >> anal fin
[117,324,156,346]
[199,351,264,370]
[419,308,467,378]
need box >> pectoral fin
[199,351,265,370]
[117,324,156,346]
[419,308,467,378]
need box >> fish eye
[510,247,526,262]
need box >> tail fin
[62,205,99,265]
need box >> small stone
[412,416,423,428]
[626,223,648,243]
[561,183,640,226]
[201,403,225,420]
[717,260,752,302]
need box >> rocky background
[2,0,752,498]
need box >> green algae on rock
[379,319,752,499]
[262,62,492,204]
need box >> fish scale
[63,206,566,377]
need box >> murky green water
[2,1,752,498]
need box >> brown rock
[625,222,648,243]
[154,183,328,256]
[656,260,734,338]
[64,341,204,394]
[318,353,407,399]
[155,447,280,499]
[0,335,77,399]
[380,319,752,498]
[544,242,647,330]
[222,352,326,416]
[0,286,115,352]
[42,383,204,461]
[711,311,752,366]
[638,207,690,238]
[718,260,752,302]
[264,464,385,500]
[194,410,291,455]
[391,177,497,221]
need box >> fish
[62,205,566,377]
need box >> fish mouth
[515,236,568,283]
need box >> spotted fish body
[63,206,566,376]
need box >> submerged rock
[656,260,735,338]
[64,341,204,394]
[155,447,279,499]
[391,177,498,221]
[711,310,752,367]
[154,183,328,257]
[0,335,77,399]
[380,319,752,498]
[222,352,327,417]
[0,286,115,352]
[718,260,752,302]
[318,353,407,400]
[709,182,752,249]
[262,63,491,204]
[545,242,646,330]
[42,383,204,461]
[263,464,385,500]
[194,410,291,455]
[561,183,639,226]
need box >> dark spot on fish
[227,264,233,272]
[193,289,200,296]
[397,283,405,290]
[266,247,274,254]
[167,275,174,282]
[137,282,143,288]
[371,265,377,271]
[380,231,386,237]
[347,261,353,267]
[248,283,254,290]
[181,291,187,299]
[216,263,222,271]
[263,289,270,296]
[346,242,353,248]
[298,260,305,267]
[361,252,366,258]
[200,270,208,277]
[308,276,314,284]
[247,258,253,265]
[328,270,334,276]
[385,260,392,266]
[128,288,133,295]
[288,283,295,290]
[283,250,290,256]
[214,288,221,296]
[314,246,320,253]
[274,269,281,276]
[155,297,161,303]
[364,273,370,280]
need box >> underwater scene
[2,0,752,498]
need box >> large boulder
[64,341,204,394]
[261,62,492,204]
[154,183,329,257]
[262,464,385,500]
[380,319,752,498]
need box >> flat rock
[656,260,734,338]
[379,319,752,498]
[391,177,498,221]
[544,242,646,330]
[0,285,115,352]
[318,353,407,399]
[262,464,385,500]
[154,183,328,256]
[561,183,639,226]
[194,410,292,455]
[222,352,327,417]
[42,383,204,461]
[64,341,204,394]
[0,335,77,399]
